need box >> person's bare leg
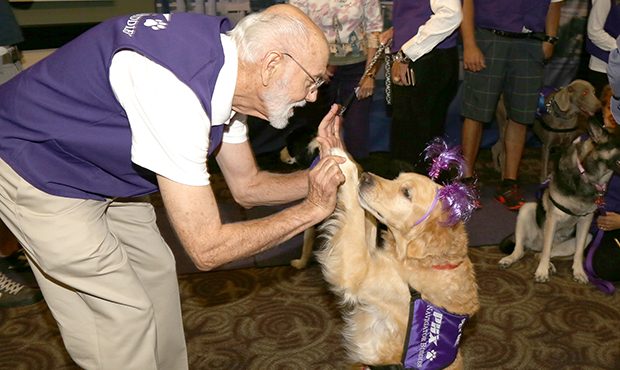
[461,117,483,178]
[502,119,527,181]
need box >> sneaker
[1,248,31,272]
[0,248,38,288]
[495,181,525,211]
[0,271,43,308]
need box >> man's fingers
[317,104,340,136]
[306,155,346,215]
[318,158,345,187]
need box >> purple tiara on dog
[424,138,478,226]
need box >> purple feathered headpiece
[421,138,479,227]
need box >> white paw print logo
[425,349,437,361]
[143,19,167,30]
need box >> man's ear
[260,51,281,87]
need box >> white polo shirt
[109,34,247,187]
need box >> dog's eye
[401,187,411,200]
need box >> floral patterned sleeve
[363,0,383,33]
[288,0,309,14]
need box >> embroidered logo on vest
[122,13,150,37]
[144,18,168,31]
[402,298,468,370]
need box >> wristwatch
[543,35,559,45]
[392,50,411,63]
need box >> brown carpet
[2,149,620,369]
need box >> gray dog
[492,80,601,182]
[499,122,620,282]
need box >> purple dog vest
[401,298,468,370]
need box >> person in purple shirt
[586,0,620,96]
[460,0,562,210]
[381,0,462,172]
[589,174,620,282]
[0,0,44,309]
[0,5,346,369]
[589,51,620,282]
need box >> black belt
[483,28,546,42]
[1,46,20,65]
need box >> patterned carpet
[2,246,620,370]
[1,148,620,369]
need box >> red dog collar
[431,262,462,270]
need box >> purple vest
[604,175,620,213]
[392,0,458,52]
[586,2,620,62]
[0,13,232,200]
[402,298,468,370]
[475,0,551,33]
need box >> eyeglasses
[282,52,325,93]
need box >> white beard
[263,83,307,129]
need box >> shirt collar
[211,34,238,126]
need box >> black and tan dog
[499,121,620,282]
[492,80,601,182]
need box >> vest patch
[402,298,467,370]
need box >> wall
[10,0,154,66]
[10,0,154,26]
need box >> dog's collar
[545,95,578,122]
[432,261,462,270]
[548,194,592,217]
[413,191,439,226]
[538,110,579,132]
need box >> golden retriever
[317,148,479,369]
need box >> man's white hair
[227,10,313,64]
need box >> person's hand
[391,61,414,86]
[356,75,375,99]
[304,154,345,219]
[542,42,554,61]
[380,27,393,46]
[463,45,486,72]
[597,212,620,231]
[316,104,345,154]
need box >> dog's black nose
[360,172,373,186]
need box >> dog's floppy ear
[405,220,467,262]
[554,85,572,112]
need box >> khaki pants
[0,157,188,370]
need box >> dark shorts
[461,28,545,125]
